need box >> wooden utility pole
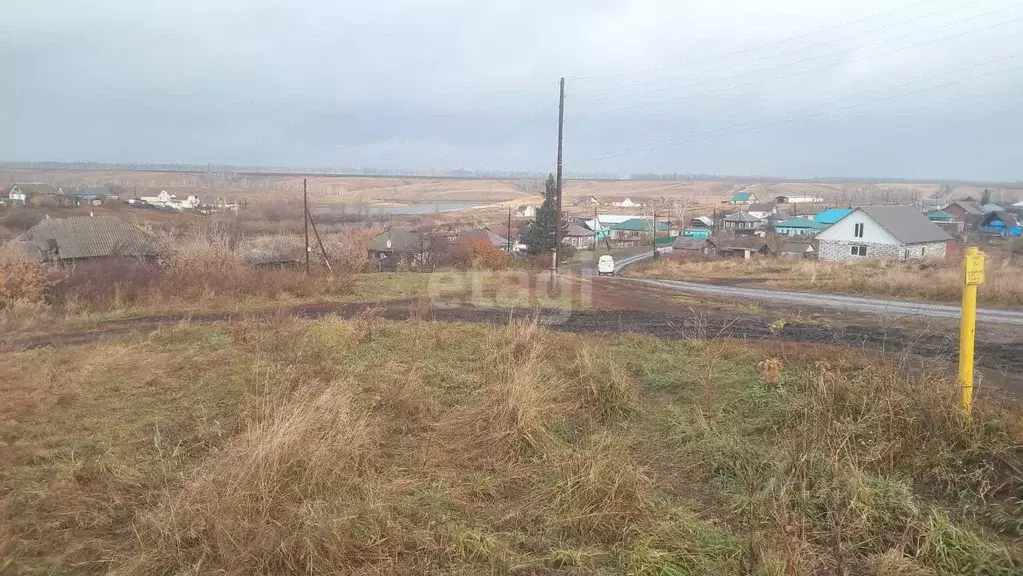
[303,178,310,274]
[305,204,332,271]
[507,207,512,252]
[652,209,658,259]
[554,77,565,271]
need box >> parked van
[597,254,615,276]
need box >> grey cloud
[2,0,1022,179]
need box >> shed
[779,241,816,258]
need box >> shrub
[454,237,508,270]
[0,254,54,306]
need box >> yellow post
[959,246,984,415]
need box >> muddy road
[4,296,1021,397]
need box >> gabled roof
[369,229,423,253]
[981,203,1004,213]
[747,203,775,213]
[691,216,714,227]
[926,209,954,221]
[564,222,594,237]
[724,212,762,222]
[610,218,670,231]
[781,241,815,253]
[814,208,853,225]
[16,216,158,261]
[731,191,755,202]
[11,183,62,196]
[848,205,953,244]
[673,237,710,250]
[981,211,1019,226]
[946,201,985,215]
[775,217,827,230]
[462,229,509,247]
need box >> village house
[943,201,986,228]
[746,203,777,219]
[367,229,429,270]
[671,237,715,258]
[774,217,827,237]
[563,222,596,249]
[815,205,953,262]
[978,211,1022,237]
[8,183,61,204]
[462,228,512,251]
[609,197,637,208]
[927,209,964,235]
[690,216,714,229]
[715,238,774,260]
[14,215,159,263]
[774,195,823,204]
[779,241,816,258]
[722,212,764,235]
[731,191,758,204]
[516,205,537,218]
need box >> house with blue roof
[813,208,853,226]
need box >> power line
[568,0,979,91]
[571,2,1023,105]
[579,57,1023,163]
[572,16,1023,117]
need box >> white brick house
[816,205,953,262]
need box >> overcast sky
[3,0,1022,179]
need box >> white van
[597,254,615,276]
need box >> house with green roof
[605,218,674,246]
[731,191,758,204]
[926,209,955,222]
[774,217,828,237]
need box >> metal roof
[17,216,158,261]
[947,201,985,215]
[855,205,953,244]
[731,191,755,201]
[814,208,853,225]
[368,229,423,253]
[781,242,815,253]
[724,212,762,222]
[775,217,826,230]
[462,228,509,247]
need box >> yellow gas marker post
[959,246,984,415]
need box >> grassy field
[2,316,1021,575]
[631,255,1023,308]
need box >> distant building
[746,203,777,219]
[978,211,1022,237]
[731,191,757,204]
[8,183,61,204]
[943,201,985,221]
[516,205,537,218]
[367,229,429,269]
[775,195,823,204]
[609,197,637,208]
[981,203,1005,214]
[462,228,511,251]
[14,215,159,263]
[563,222,596,249]
[815,205,953,262]
[722,212,764,233]
[690,216,714,229]
[926,209,955,222]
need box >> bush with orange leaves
[454,237,508,271]
[0,252,55,307]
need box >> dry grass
[632,255,1023,307]
[1,318,1020,575]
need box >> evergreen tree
[981,188,992,206]
[522,174,566,255]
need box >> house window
[850,245,867,257]
[854,222,864,238]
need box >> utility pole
[652,209,658,259]
[507,207,512,252]
[593,204,598,250]
[303,178,310,274]
[554,76,565,272]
